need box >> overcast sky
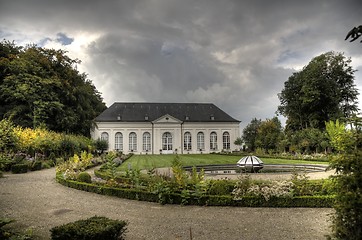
[1,0,362,130]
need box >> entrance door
[162,132,173,154]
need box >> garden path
[0,168,333,240]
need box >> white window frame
[197,132,205,151]
[115,132,123,151]
[210,132,217,150]
[143,132,151,152]
[129,132,137,152]
[223,132,230,150]
[184,132,192,151]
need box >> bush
[50,216,127,240]
[29,160,42,171]
[11,164,28,174]
[207,179,235,195]
[77,172,92,183]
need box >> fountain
[237,155,264,173]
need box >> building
[91,102,240,154]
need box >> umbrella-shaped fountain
[237,155,264,173]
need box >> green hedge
[57,175,334,207]
[50,216,127,240]
[11,164,28,174]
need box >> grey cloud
[1,0,362,132]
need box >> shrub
[77,172,92,183]
[11,164,28,174]
[50,216,127,240]
[29,160,42,171]
[207,179,235,195]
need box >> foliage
[77,172,92,183]
[255,117,283,152]
[171,155,188,189]
[0,40,106,136]
[326,118,362,239]
[278,51,359,131]
[242,118,261,151]
[11,164,28,174]
[233,137,243,149]
[50,216,127,240]
[0,119,18,152]
[94,139,108,154]
[56,151,96,179]
[57,174,334,207]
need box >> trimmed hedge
[56,175,335,207]
[11,164,28,174]
[50,216,127,240]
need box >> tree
[242,118,261,151]
[255,117,282,152]
[0,40,106,136]
[277,51,359,131]
[234,137,243,151]
[326,118,362,239]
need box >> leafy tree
[242,118,261,151]
[255,117,282,152]
[0,40,106,136]
[233,137,243,150]
[326,118,362,239]
[278,51,359,131]
[0,119,18,152]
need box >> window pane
[210,132,217,150]
[115,132,123,151]
[184,132,192,150]
[223,132,230,150]
[197,132,204,150]
[143,132,151,151]
[129,132,137,151]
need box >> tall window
[101,132,109,142]
[162,132,173,151]
[184,132,192,151]
[115,132,123,151]
[129,132,137,152]
[223,132,230,150]
[197,132,205,151]
[143,132,151,152]
[210,132,217,150]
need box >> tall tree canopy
[277,51,359,131]
[0,40,106,136]
[242,118,261,151]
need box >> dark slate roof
[95,102,240,123]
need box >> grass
[118,154,328,171]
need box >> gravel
[0,168,333,240]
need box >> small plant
[171,155,188,189]
[77,172,92,183]
[232,174,252,200]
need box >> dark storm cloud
[1,0,362,130]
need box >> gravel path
[0,168,333,240]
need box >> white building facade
[91,103,240,154]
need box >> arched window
[115,132,123,151]
[143,132,151,152]
[129,132,137,152]
[184,132,192,151]
[162,132,173,151]
[223,132,230,150]
[197,132,205,151]
[101,132,109,142]
[210,132,217,150]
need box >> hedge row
[50,216,127,240]
[56,175,335,207]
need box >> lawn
[118,154,328,171]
